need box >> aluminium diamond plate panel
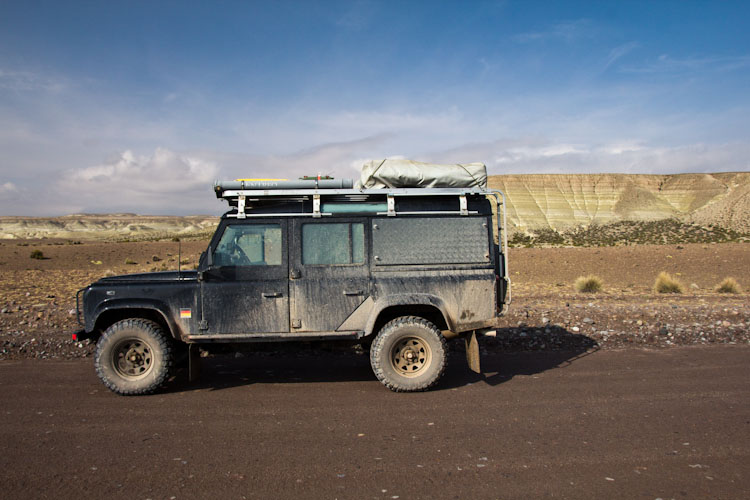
[372,217,489,265]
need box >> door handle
[343,290,364,296]
[262,292,283,298]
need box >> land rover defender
[74,164,510,394]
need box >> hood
[97,270,198,284]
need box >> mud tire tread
[94,318,173,396]
[370,316,447,392]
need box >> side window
[302,223,364,265]
[214,224,282,267]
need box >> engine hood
[96,270,198,284]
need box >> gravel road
[1,345,748,499]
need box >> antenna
[177,238,182,277]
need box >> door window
[214,224,282,267]
[302,223,364,265]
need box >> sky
[1,0,749,215]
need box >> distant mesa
[0,172,748,241]
[488,172,750,234]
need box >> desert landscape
[0,172,747,360]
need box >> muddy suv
[74,178,510,394]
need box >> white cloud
[0,68,67,93]
[426,139,750,175]
[513,19,594,44]
[203,134,393,182]
[0,182,18,194]
[57,148,220,214]
[603,42,640,71]
[621,54,750,74]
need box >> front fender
[90,298,183,340]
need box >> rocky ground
[0,239,747,360]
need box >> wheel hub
[112,339,153,379]
[390,336,432,377]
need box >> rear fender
[365,294,453,336]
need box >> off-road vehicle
[74,162,510,394]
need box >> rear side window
[302,223,364,265]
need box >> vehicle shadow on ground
[165,327,599,394]
[439,326,600,390]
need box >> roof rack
[214,180,492,219]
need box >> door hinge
[291,319,302,329]
[199,320,208,331]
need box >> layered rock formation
[0,214,218,240]
[0,172,747,239]
[488,172,750,233]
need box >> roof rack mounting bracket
[387,194,396,216]
[237,195,246,219]
[459,194,468,215]
[313,194,321,218]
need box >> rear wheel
[370,316,447,392]
[95,318,173,395]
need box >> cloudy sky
[1,0,749,215]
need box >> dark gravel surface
[1,346,748,499]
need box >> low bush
[574,275,603,293]
[654,272,684,294]
[715,277,741,294]
[30,250,45,259]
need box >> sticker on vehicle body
[180,308,192,319]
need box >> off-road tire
[370,316,447,392]
[95,318,173,396]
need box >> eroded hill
[488,172,750,233]
[0,214,218,241]
[0,172,748,242]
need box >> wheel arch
[92,302,182,341]
[365,294,452,337]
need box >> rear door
[289,219,370,332]
[201,220,289,334]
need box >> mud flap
[464,331,481,374]
[188,344,202,383]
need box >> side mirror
[206,248,214,268]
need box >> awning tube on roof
[215,178,354,196]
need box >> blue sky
[1,0,749,215]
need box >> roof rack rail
[213,180,492,219]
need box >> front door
[289,219,370,332]
[201,220,289,334]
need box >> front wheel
[95,318,173,395]
[370,316,447,392]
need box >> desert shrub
[574,275,603,293]
[125,258,137,265]
[715,277,741,294]
[30,250,44,259]
[654,272,684,294]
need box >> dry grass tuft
[574,275,603,293]
[715,277,741,294]
[654,272,684,294]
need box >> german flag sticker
[180,308,192,319]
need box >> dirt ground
[0,239,747,359]
[1,346,748,499]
